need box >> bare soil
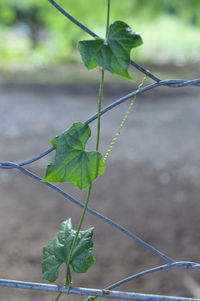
[0,82,200,300]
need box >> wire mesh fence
[0,1,200,300]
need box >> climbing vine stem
[96,68,105,152]
[53,2,110,300]
[106,0,111,40]
[65,184,93,282]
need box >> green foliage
[0,0,139,61]
[43,122,105,190]
[133,15,200,65]
[0,0,200,67]
[42,219,95,282]
[130,0,200,24]
[78,21,142,79]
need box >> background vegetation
[0,0,200,80]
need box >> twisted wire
[0,79,199,170]
[84,261,200,301]
[1,278,200,301]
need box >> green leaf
[43,122,105,190]
[78,20,143,79]
[42,219,95,282]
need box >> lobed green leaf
[78,20,143,79]
[42,219,95,282]
[43,122,105,190]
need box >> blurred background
[0,1,200,300]
[0,0,200,81]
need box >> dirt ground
[0,81,200,301]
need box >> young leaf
[42,219,95,282]
[78,20,143,79]
[43,122,105,190]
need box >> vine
[41,0,144,298]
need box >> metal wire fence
[0,1,200,300]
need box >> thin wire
[105,262,200,290]
[48,0,98,38]
[48,0,161,82]
[0,78,199,170]
[130,61,160,82]
[85,79,200,125]
[0,161,174,263]
[84,261,200,301]
[46,1,200,86]
[1,279,200,301]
